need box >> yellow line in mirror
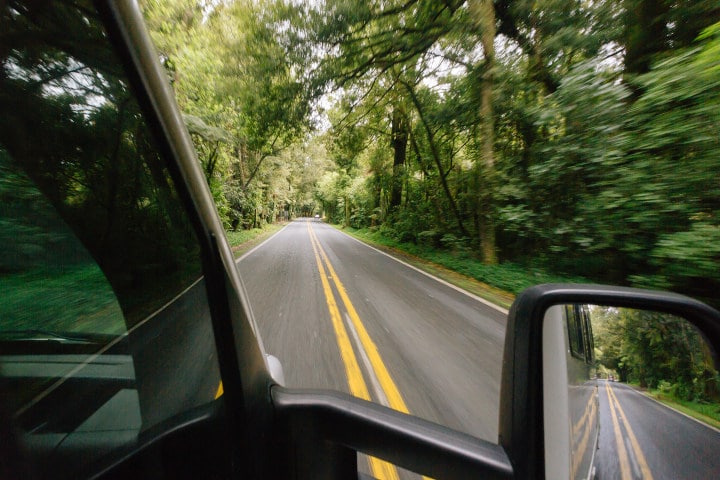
[606,381,633,480]
[570,390,598,477]
[607,382,654,479]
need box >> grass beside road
[226,223,286,258]
[336,225,591,310]
[641,388,720,429]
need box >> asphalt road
[595,380,720,479]
[237,219,507,478]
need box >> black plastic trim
[96,1,257,475]
[271,386,514,480]
[89,399,229,480]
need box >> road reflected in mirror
[546,305,720,479]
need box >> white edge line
[625,384,720,434]
[235,222,293,263]
[328,225,509,315]
[584,411,600,480]
[231,222,293,358]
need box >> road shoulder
[623,383,720,432]
[331,224,513,312]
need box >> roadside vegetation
[593,306,720,425]
[342,225,588,308]
[0,264,124,335]
[644,390,720,429]
[143,1,720,311]
[227,223,286,258]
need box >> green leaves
[593,307,716,402]
[142,2,719,305]
[143,0,318,228]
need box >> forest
[593,307,719,407]
[2,2,203,329]
[141,0,720,308]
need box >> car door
[0,1,242,478]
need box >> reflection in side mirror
[543,305,720,479]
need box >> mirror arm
[270,386,514,480]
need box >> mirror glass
[543,305,720,479]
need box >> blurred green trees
[142,0,325,228]
[593,307,719,403]
[143,1,720,305]
[1,1,206,328]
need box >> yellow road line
[307,221,399,480]
[571,387,597,439]
[570,389,598,478]
[608,383,654,479]
[308,224,410,415]
[606,382,632,480]
[215,381,224,399]
[309,226,371,400]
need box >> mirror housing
[499,284,720,479]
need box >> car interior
[2,1,719,479]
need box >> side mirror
[500,285,720,479]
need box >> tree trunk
[237,141,247,185]
[623,0,670,76]
[401,79,469,238]
[471,0,498,264]
[344,195,350,228]
[390,103,407,210]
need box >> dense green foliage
[593,307,719,403]
[0,157,124,334]
[143,1,720,307]
[0,264,124,335]
[347,226,588,298]
[226,223,286,256]
[2,1,203,326]
[142,0,329,230]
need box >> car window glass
[566,305,586,359]
[0,2,221,478]
[0,156,126,337]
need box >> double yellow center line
[570,388,598,478]
[605,382,653,480]
[307,220,413,480]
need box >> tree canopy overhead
[142,0,720,307]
